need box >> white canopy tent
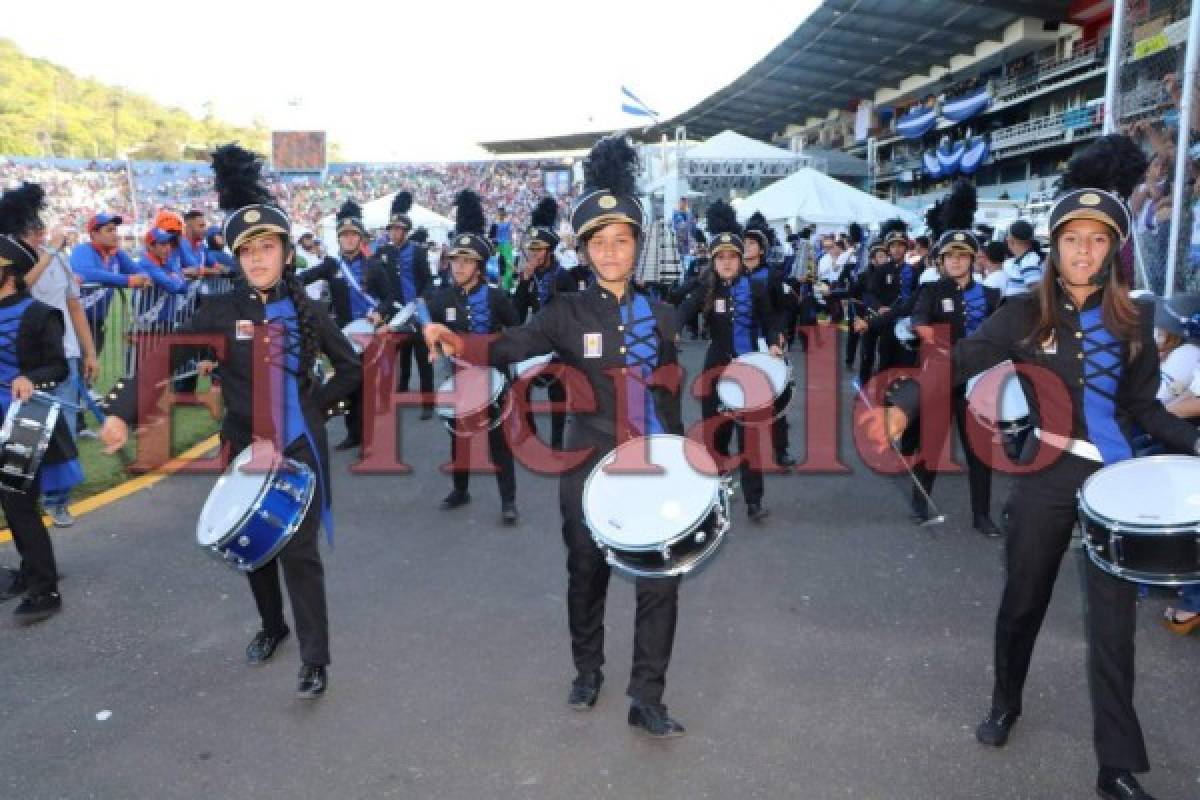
[736,167,920,231]
[317,191,454,246]
[684,129,799,162]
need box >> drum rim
[1078,454,1200,534]
[603,515,730,577]
[583,434,722,553]
[436,367,509,430]
[224,471,316,572]
[1081,537,1200,587]
[197,446,292,548]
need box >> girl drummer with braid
[425,135,691,738]
[862,135,1200,800]
[676,199,783,522]
[100,145,361,698]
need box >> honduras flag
[621,86,659,120]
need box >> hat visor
[232,224,288,252]
[1052,210,1126,241]
[939,243,977,256]
[448,247,484,261]
[708,242,743,257]
[575,212,641,240]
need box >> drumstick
[852,380,946,527]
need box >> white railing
[990,105,1102,153]
[992,44,1102,103]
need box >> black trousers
[523,376,566,451]
[447,413,516,503]
[992,452,1147,772]
[398,336,434,411]
[226,433,330,667]
[1,473,58,597]
[857,327,881,386]
[773,389,791,458]
[560,433,680,705]
[913,393,992,519]
[702,392,765,506]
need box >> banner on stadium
[896,106,937,139]
[959,137,990,175]
[941,87,991,123]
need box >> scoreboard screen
[271,131,327,173]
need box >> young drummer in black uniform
[678,200,782,521]
[428,190,520,524]
[741,212,794,467]
[0,183,79,622]
[367,191,434,420]
[908,221,1003,534]
[425,136,689,737]
[512,197,576,450]
[863,135,1200,800]
[853,220,911,384]
[101,145,361,697]
[299,200,376,450]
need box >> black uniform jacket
[2,292,76,465]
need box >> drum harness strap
[1079,307,1130,465]
[729,276,757,357]
[0,297,34,408]
[962,282,988,336]
[266,297,334,544]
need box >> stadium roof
[655,0,1074,141]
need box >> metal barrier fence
[81,276,237,402]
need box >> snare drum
[583,434,732,578]
[1078,455,1200,586]
[894,317,917,350]
[512,353,555,387]
[0,395,62,493]
[435,366,509,435]
[716,352,792,421]
[341,319,376,354]
[196,444,316,572]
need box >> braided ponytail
[281,241,321,393]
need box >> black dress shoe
[419,408,434,420]
[501,502,519,526]
[296,664,327,697]
[747,503,770,522]
[973,514,1003,538]
[567,670,603,710]
[334,435,361,451]
[440,490,470,510]
[910,494,936,525]
[628,701,686,738]
[975,708,1019,746]
[246,627,290,665]
[13,591,61,623]
[0,567,26,603]
[1097,769,1156,800]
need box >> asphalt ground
[1,334,1197,800]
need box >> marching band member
[908,227,1002,533]
[1000,220,1045,297]
[512,197,576,450]
[100,145,361,697]
[424,135,690,738]
[299,200,375,450]
[742,211,793,466]
[428,190,520,524]
[852,219,910,384]
[0,183,81,622]
[367,191,434,420]
[862,135,1200,800]
[677,199,782,521]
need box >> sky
[6,0,820,161]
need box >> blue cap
[88,212,123,231]
[147,227,177,245]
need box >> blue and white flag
[621,86,659,119]
[960,137,990,175]
[896,105,937,139]
[942,86,991,123]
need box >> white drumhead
[436,366,507,419]
[1081,455,1200,527]
[716,352,789,411]
[894,317,915,341]
[584,435,720,549]
[341,319,375,354]
[196,445,276,546]
[514,353,553,378]
[966,361,1029,424]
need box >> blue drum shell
[214,459,315,572]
